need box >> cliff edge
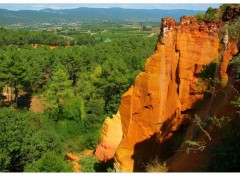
[95,5,239,172]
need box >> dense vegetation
[207,54,240,172]
[1,4,239,173]
[0,108,72,172]
[0,26,157,172]
[208,129,240,172]
[0,27,69,46]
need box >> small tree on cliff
[196,13,204,22]
[145,157,168,172]
[204,7,220,21]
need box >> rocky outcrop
[219,34,239,85]
[95,12,239,172]
[114,15,238,172]
[94,112,122,162]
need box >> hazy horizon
[0,3,220,11]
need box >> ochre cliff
[115,16,223,172]
[95,13,239,172]
[94,112,122,162]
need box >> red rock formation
[94,112,122,162]
[113,16,238,172]
[94,12,239,171]
[219,35,239,85]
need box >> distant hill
[0,7,204,25]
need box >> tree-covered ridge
[0,27,70,46]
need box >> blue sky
[0,3,221,11]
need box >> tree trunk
[1,87,4,104]
[10,83,13,102]
[14,87,18,109]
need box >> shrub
[229,54,240,76]
[83,131,100,150]
[208,133,240,171]
[207,74,240,171]
[199,61,218,81]
[224,18,240,38]
[60,97,83,122]
[198,61,219,93]
[0,108,64,172]
[145,157,168,172]
[79,155,97,172]
[209,116,232,129]
[24,151,72,172]
[204,7,220,21]
[197,13,205,22]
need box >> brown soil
[66,150,94,172]
[66,153,81,172]
[29,96,47,112]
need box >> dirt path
[67,153,81,172]
[148,32,156,37]
[67,150,94,172]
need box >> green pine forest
[0,24,157,172]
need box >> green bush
[24,151,72,172]
[145,157,168,172]
[0,108,30,171]
[79,155,97,172]
[199,61,218,80]
[60,97,83,122]
[208,133,240,171]
[207,97,240,171]
[53,120,85,152]
[83,131,100,150]
[198,61,219,92]
[20,125,63,165]
[204,7,219,21]
[229,54,240,77]
[197,13,205,22]
[0,108,63,172]
[53,119,100,152]
[224,18,240,38]
[94,160,115,172]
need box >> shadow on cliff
[94,158,114,172]
[131,56,240,172]
[131,114,189,172]
[130,91,216,172]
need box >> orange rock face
[94,112,122,162]
[114,16,228,172]
[219,35,239,85]
[95,15,238,172]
